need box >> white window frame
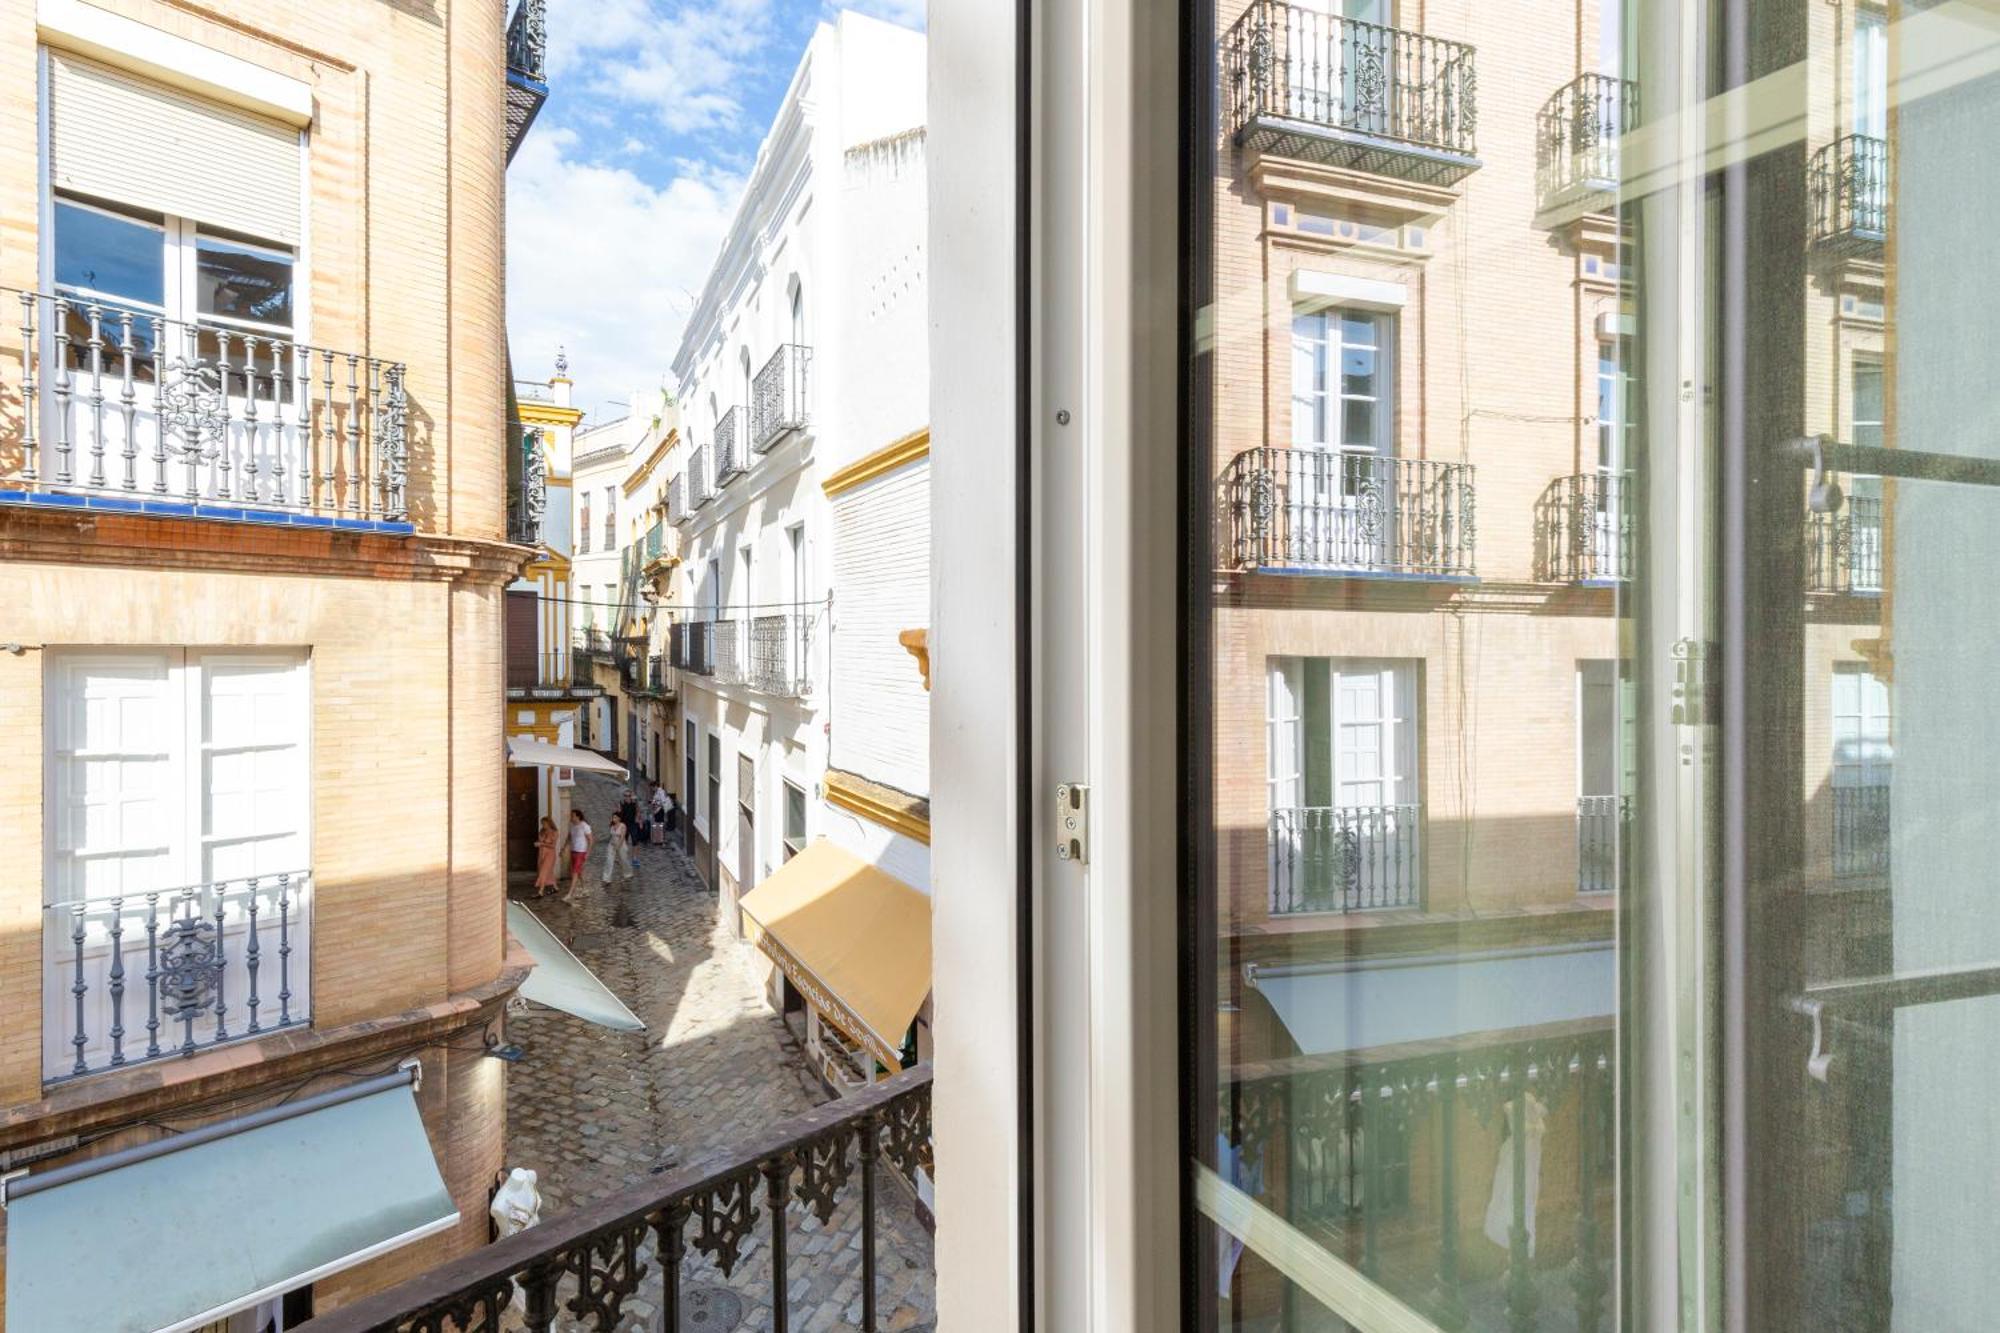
[1291,307,1393,458]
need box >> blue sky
[506,0,924,424]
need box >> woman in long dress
[532,816,560,897]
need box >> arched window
[789,281,805,346]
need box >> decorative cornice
[0,507,532,587]
[822,427,930,497]
[515,401,585,428]
[823,768,931,845]
[622,428,681,496]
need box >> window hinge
[1056,783,1089,864]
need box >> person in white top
[563,809,594,900]
[601,814,636,887]
[649,784,670,845]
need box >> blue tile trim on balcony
[0,490,415,535]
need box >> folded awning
[4,1065,456,1333]
[1250,942,1615,1058]
[739,840,932,1069]
[506,734,627,778]
[507,901,646,1032]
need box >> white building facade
[569,396,660,752]
[665,10,932,1094]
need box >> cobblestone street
[504,773,936,1331]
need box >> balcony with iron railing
[1806,495,1883,594]
[670,619,713,676]
[1537,472,1630,584]
[1222,0,1479,186]
[712,618,744,685]
[1809,133,1888,255]
[3,290,410,531]
[753,344,812,452]
[750,611,815,697]
[1535,73,1636,218]
[1226,1021,1612,1328]
[504,0,548,161]
[44,871,312,1084]
[666,473,687,525]
[690,444,712,509]
[1268,804,1422,913]
[714,404,747,485]
[1577,795,1628,895]
[297,1066,932,1333]
[1224,447,1476,579]
[1834,783,1891,878]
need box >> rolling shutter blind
[46,50,303,245]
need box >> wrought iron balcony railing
[670,619,713,676]
[666,474,687,525]
[1536,73,1636,215]
[750,611,815,697]
[1225,447,1475,578]
[1805,495,1883,593]
[1577,795,1628,895]
[45,871,312,1083]
[5,289,409,527]
[503,0,549,161]
[712,618,744,685]
[752,342,812,452]
[585,628,614,656]
[1223,0,1478,185]
[1230,1024,1611,1328]
[1269,803,1422,913]
[752,344,812,452]
[690,444,712,509]
[714,404,748,485]
[509,425,547,546]
[1538,472,1630,583]
[296,1066,932,1333]
[1834,783,1891,878]
[643,520,664,562]
[1809,133,1888,252]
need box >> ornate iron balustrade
[1535,73,1635,213]
[666,474,687,525]
[712,618,744,685]
[1834,784,1891,878]
[509,426,547,546]
[1809,134,1888,250]
[1538,472,1630,583]
[1577,795,1627,895]
[1805,495,1883,593]
[690,445,712,509]
[714,405,747,484]
[750,611,815,697]
[1225,447,1476,578]
[643,520,664,562]
[505,0,546,81]
[296,1066,932,1333]
[44,871,312,1083]
[6,289,408,525]
[1269,803,1422,913]
[670,620,713,676]
[1229,1022,1613,1330]
[1223,0,1478,184]
[752,344,812,452]
[585,628,614,656]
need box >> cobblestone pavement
[504,772,936,1331]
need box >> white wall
[829,457,931,797]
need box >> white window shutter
[47,50,303,246]
[195,652,310,882]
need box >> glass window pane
[53,199,163,307]
[194,232,294,330]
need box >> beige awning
[506,735,627,778]
[739,840,932,1070]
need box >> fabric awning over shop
[3,1066,456,1333]
[1250,942,1615,1058]
[739,840,932,1070]
[507,901,646,1032]
[506,734,627,778]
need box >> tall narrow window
[1854,8,1888,138]
[1291,308,1391,457]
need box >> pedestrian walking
[634,780,653,845]
[650,784,670,845]
[664,792,680,833]
[563,809,593,901]
[533,816,560,898]
[618,789,641,854]
[601,814,636,887]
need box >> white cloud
[506,128,743,422]
[545,0,787,136]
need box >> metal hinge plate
[1056,783,1089,864]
